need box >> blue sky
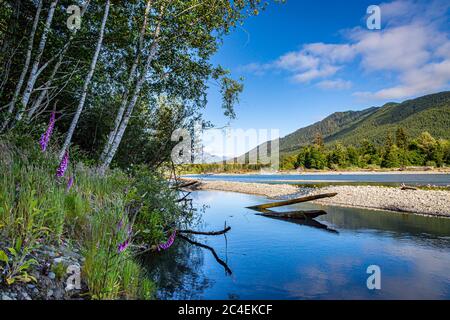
[201,0,450,157]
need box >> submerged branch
[179,234,232,275]
[177,226,231,236]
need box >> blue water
[185,173,450,186]
[146,191,450,300]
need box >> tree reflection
[142,240,211,300]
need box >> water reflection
[146,191,450,300]
[142,241,210,300]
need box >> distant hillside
[280,107,379,153]
[249,91,450,158]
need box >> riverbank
[189,180,450,217]
[191,169,450,176]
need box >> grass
[0,136,182,299]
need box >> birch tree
[59,0,110,160]
[1,0,42,132]
[99,0,153,163]
[98,0,262,172]
[98,1,166,173]
[14,0,59,123]
[26,0,91,121]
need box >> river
[145,190,450,300]
[185,173,450,186]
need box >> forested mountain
[279,91,450,155]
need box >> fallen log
[256,210,327,220]
[178,226,231,236]
[401,186,418,191]
[247,193,338,211]
[171,180,199,190]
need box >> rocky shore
[191,180,450,217]
[0,241,84,300]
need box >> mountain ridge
[247,91,450,159]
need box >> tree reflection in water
[142,239,211,300]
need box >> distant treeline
[281,128,450,170]
[183,128,450,173]
[181,163,266,174]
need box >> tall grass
[0,138,160,299]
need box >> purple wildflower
[117,239,130,253]
[157,231,177,251]
[66,176,74,192]
[117,218,123,230]
[56,151,69,178]
[39,112,56,152]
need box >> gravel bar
[191,180,450,217]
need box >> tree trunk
[15,0,59,122]
[99,6,164,173]
[1,0,42,132]
[99,0,153,162]
[26,1,91,121]
[58,0,110,160]
[99,38,160,172]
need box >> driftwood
[176,192,192,203]
[178,226,231,236]
[401,186,418,191]
[179,234,232,275]
[171,180,199,190]
[256,210,327,220]
[247,193,338,211]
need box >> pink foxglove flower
[66,176,74,191]
[118,239,130,253]
[39,112,56,152]
[157,231,177,251]
[56,151,69,178]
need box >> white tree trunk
[26,1,91,121]
[1,0,42,131]
[59,0,110,160]
[99,27,162,172]
[99,0,153,162]
[15,0,59,122]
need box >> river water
[145,190,450,300]
[185,173,450,186]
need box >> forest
[0,0,276,299]
[281,129,450,171]
[184,128,450,174]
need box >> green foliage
[0,243,38,286]
[0,136,185,299]
[277,92,450,156]
[280,130,450,170]
[180,163,267,174]
[296,145,327,170]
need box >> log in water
[247,193,338,211]
[256,210,327,220]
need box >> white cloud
[274,51,320,71]
[317,79,353,90]
[353,24,432,72]
[303,43,357,63]
[292,65,340,83]
[240,0,450,100]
